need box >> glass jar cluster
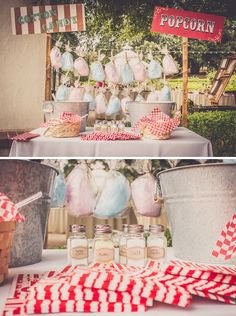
[94,120,126,133]
[67,224,167,267]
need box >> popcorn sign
[10,4,86,35]
[151,6,225,42]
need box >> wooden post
[182,37,188,127]
[45,34,52,101]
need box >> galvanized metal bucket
[43,101,89,132]
[0,160,58,267]
[157,163,236,264]
[127,101,176,127]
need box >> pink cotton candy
[105,61,120,84]
[68,87,84,101]
[133,62,147,82]
[74,57,89,77]
[66,165,97,217]
[50,46,62,71]
[131,173,162,217]
[162,53,178,76]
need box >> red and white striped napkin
[212,213,236,261]
[0,192,25,222]
[81,131,141,141]
[132,107,180,137]
[3,259,236,315]
[11,132,40,142]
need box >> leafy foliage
[39,0,236,73]
[188,110,236,156]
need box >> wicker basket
[141,125,171,140]
[44,121,81,138]
[0,221,16,284]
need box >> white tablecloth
[9,127,213,157]
[1,249,235,316]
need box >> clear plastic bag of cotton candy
[51,170,66,208]
[131,160,162,217]
[93,160,131,219]
[66,163,97,217]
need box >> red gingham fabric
[0,192,25,222]
[81,132,141,141]
[212,213,236,261]
[11,132,40,142]
[132,107,180,136]
[41,112,82,128]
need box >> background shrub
[188,111,236,156]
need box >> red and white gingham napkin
[41,112,82,128]
[81,132,141,141]
[11,132,40,142]
[212,213,236,261]
[132,107,180,137]
[0,192,25,222]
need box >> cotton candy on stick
[66,165,97,217]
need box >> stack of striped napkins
[24,261,191,314]
[4,260,236,315]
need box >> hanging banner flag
[10,4,86,35]
[151,6,225,42]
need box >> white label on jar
[71,246,88,260]
[147,246,165,260]
[126,247,145,260]
[94,248,114,263]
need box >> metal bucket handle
[43,102,54,114]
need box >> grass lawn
[168,74,236,92]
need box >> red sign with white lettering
[151,6,225,42]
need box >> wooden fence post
[182,37,188,127]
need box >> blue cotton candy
[121,63,134,85]
[56,84,68,101]
[61,51,74,72]
[106,96,121,116]
[160,85,171,101]
[51,172,66,208]
[148,60,162,79]
[94,171,131,218]
[90,62,105,82]
[83,93,95,110]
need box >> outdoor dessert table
[1,249,235,316]
[9,127,213,157]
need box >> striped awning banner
[10,4,86,35]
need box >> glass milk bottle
[126,225,146,267]
[119,224,129,264]
[68,225,88,266]
[93,224,114,263]
[147,225,167,263]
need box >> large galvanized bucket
[43,101,89,132]
[0,160,58,267]
[127,101,176,127]
[157,163,236,264]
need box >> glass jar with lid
[68,224,88,266]
[126,224,146,267]
[93,224,114,263]
[119,224,129,264]
[147,224,167,262]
